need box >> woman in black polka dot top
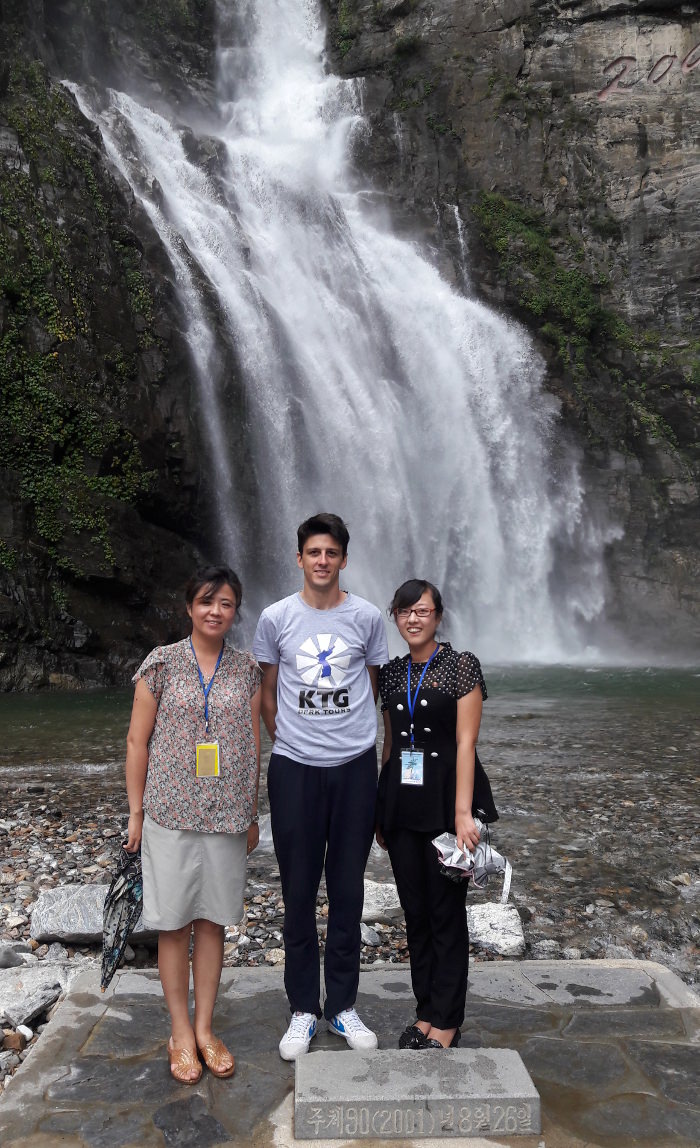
[376,578,498,1051]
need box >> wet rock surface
[1,964,698,1148]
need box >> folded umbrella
[101,844,143,992]
[432,820,512,903]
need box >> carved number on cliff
[598,44,700,101]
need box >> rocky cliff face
[0,0,220,688]
[1,0,698,687]
[324,0,700,651]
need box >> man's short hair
[297,513,350,557]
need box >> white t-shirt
[253,592,389,767]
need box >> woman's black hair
[389,579,443,618]
[297,512,349,556]
[185,565,243,611]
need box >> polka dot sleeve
[378,661,391,713]
[377,644,487,707]
[455,651,487,701]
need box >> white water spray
[71,0,611,660]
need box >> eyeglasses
[396,607,436,619]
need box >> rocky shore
[2,754,698,1092]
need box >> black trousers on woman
[385,827,469,1030]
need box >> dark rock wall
[0,0,220,688]
[323,0,700,651]
[0,0,698,687]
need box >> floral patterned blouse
[133,638,261,833]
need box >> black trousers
[385,827,469,1029]
[267,747,377,1020]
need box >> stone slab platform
[0,960,699,1148]
[295,1048,540,1138]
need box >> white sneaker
[328,1008,378,1050]
[279,1011,318,1060]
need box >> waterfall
[69,0,612,662]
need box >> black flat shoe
[398,1024,429,1049]
[423,1029,461,1049]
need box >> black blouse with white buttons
[377,642,497,834]
[379,642,487,713]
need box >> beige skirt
[141,813,248,931]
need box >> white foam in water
[68,0,614,661]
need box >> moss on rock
[0,58,156,574]
[472,191,697,455]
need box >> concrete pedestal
[295,1048,541,1139]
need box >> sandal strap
[199,1036,234,1074]
[168,1040,201,1083]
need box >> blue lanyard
[407,645,439,747]
[190,638,224,736]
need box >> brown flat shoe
[198,1035,235,1079]
[168,1037,203,1085]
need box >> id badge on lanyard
[401,644,439,788]
[400,749,424,786]
[196,741,220,778]
[191,638,224,780]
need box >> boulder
[0,946,25,970]
[362,879,403,924]
[467,902,526,957]
[0,1050,20,1074]
[30,885,156,945]
[360,923,381,946]
[531,938,562,959]
[2,1031,26,1052]
[256,813,274,852]
[0,964,72,1029]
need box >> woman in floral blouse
[124,566,261,1084]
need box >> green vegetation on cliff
[472,191,697,451]
[0,59,156,574]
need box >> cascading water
[70,0,612,661]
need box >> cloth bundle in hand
[432,821,512,903]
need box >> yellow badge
[196,742,220,778]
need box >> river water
[1,667,697,984]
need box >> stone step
[295,1047,540,1139]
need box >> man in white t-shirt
[253,513,389,1060]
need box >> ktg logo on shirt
[296,634,352,716]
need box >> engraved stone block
[295,1048,540,1138]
